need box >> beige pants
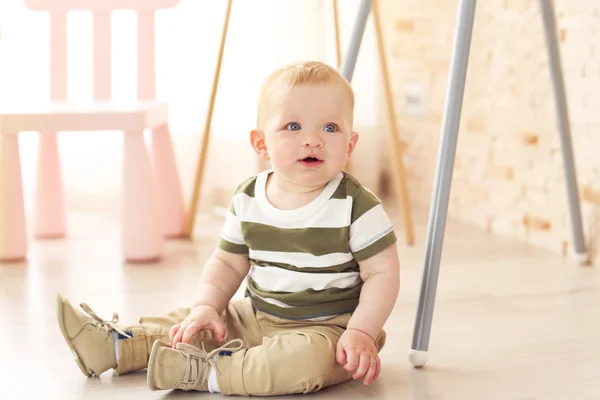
[116,296,386,396]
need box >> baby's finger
[373,356,381,380]
[362,355,378,385]
[344,348,359,372]
[181,321,200,344]
[169,323,180,343]
[209,319,227,342]
[352,352,370,379]
[336,341,347,365]
[171,320,188,346]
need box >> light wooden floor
[1,205,599,399]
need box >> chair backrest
[24,0,180,101]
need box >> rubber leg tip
[408,349,428,367]
[569,250,591,266]
[576,253,591,266]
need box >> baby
[56,60,401,396]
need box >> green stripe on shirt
[251,258,359,274]
[242,222,349,255]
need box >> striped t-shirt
[218,169,397,321]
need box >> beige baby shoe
[147,338,243,391]
[56,294,131,377]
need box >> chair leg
[35,132,66,238]
[0,133,27,262]
[122,130,164,262]
[372,0,415,246]
[150,124,186,238]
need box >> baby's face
[260,82,357,189]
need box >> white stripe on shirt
[349,204,393,252]
[220,211,245,245]
[249,249,354,268]
[234,192,352,229]
[249,265,361,292]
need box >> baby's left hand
[336,328,380,385]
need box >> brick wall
[379,0,600,265]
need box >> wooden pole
[185,0,232,238]
[333,0,354,175]
[333,0,342,68]
[372,0,415,245]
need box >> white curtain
[0,0,382,216]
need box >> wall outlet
[403,81,426,116]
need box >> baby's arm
[347,244,400,339]
[171,180,252,346]
[169,248,250,346]
[192,248,251,314]
[337,186,400,384]
[337,243,399,385]
[346,186,401,338]
[193,178,253,313]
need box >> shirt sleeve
[349,187,397,261]
[217,192,249,255]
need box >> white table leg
[0,133,27,262]
[150,123,186,238]
[35,132,66,238]
[122,130,164,262]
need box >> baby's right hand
[169,305,226,347]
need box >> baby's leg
[147,314,386,396]
[216,325,385,396]
[114,307,219,375]
[56,295,222,377]
[124,295,263,372]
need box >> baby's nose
[303,132,323,147]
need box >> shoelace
[80,302,132,339]
[176,339,244,390]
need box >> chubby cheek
[325,138,351,168]
[267,139,298,167]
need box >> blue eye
[286,122,301,131]
[324,124,337,132]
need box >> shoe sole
[56,294,94,377]
[147,339,169,391]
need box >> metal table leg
[538,0,588,264]
[409,0,477,367]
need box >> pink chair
[0,0,185,263]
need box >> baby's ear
[250,130,270,160]
[347,131,359,157]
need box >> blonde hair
[256,61,354,129]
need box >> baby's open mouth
[299,156,323,166]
